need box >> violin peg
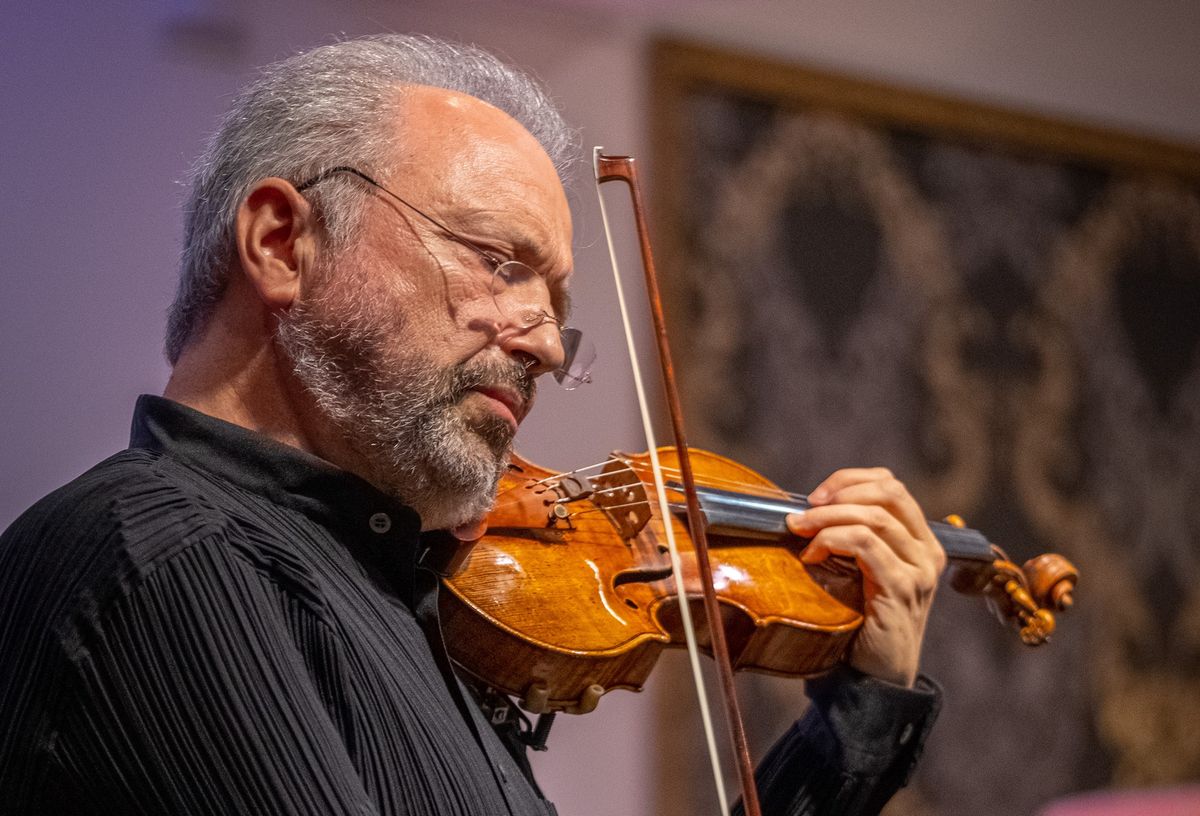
[1018,608,1056,646]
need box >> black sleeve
[48,533,379,815]
[735,666,941,816]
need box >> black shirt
[0,396,939,815]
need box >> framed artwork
[648,38,1200,816]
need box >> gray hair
[165,34,578,364]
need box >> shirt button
[898,723,914,745]
[369,512,392,534]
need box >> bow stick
[594,148,762,816]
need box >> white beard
[275,278,532,530]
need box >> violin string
[642,464,811,504]
[488,461,643,510]
[491,460,810,516]
[524,458,625,486]
[583,459,809,504]
[488,458,626,510]
[590,466,808,506]
[488,483,645,516]
[501,459,636,497]
[564,499,650,520]
[536,458,804,503]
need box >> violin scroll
[943,515,1079,646]
[1024,552,1078,611]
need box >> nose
[498,315,565,377]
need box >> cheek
[316,246,497,365]
[322,251,413,323]
[440,273,483,315]
[436,251,501,314]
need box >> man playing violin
[0,34,944,815]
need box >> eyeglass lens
[488,261,594,390]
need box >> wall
[2,1,1198,813]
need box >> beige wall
[2,1,1197,812]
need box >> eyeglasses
[295,166,594,389]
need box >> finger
[816,476,939,553]
[807,467,895,505]
[800,524,938,688]
[797,524,909,591]
[800,525,940,604]
[788,504,927,569]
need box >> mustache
[451,356,535,404]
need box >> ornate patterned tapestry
[649,40,1200,816]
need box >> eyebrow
[453,215,574,321]
[554,287,574,323]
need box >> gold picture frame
[647,38,1200,816]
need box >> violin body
[442,447,1078,715]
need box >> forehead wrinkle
[440,202,574,318]
[393,154,568,263]
[453,207,562,266]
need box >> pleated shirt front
[0,395,556,815]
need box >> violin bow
[594,148,762,816]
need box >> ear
[234,178,315,311]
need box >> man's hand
[785,468,946,687]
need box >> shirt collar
[130,394,429,579]
[130,395,476,580]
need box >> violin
[441,447,1079,716]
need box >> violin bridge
[592,455,652,540]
